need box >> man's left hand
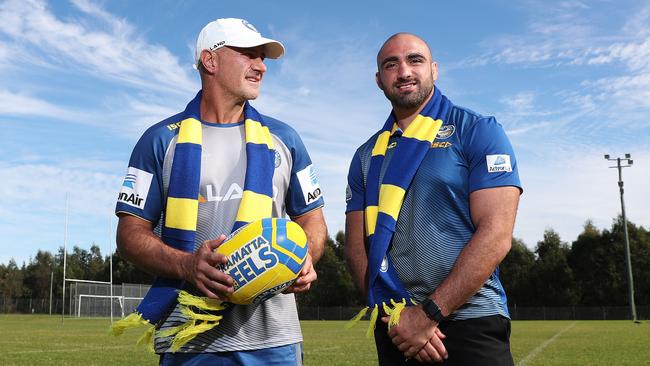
[283,253,317,293]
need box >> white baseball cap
[194,18,285,68]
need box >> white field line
[516,321,577,366]
[7,345,133,355]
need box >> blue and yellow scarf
[110,91,275,351]
[347,88,450,336]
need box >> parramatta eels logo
[241,19,259,33]
[380,256,389,273]
[436,125,455,139]
[273,149,281,168]
[219,236,279,291]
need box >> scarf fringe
[170,320,220,352]
[156,321,193,338]
[160,291,226,352]
[345,306,369,329]
[385,299,407,330]
[177,290,226,311]
[109,312,150,336]
[136,325,156,353]
[366,305,379,338]
[346,298,409,337]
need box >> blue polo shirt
[346,101,522,320]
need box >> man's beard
[383,77,434,109]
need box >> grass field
[0,315,648,365]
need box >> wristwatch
[421,298,445,323]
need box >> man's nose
[397,62,412,79]
[252,57,267,74]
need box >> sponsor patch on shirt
[117,167,153,209]
[345,184,352,202]
[486,154,512,173]
[296,164,322,205]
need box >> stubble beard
[384,77,434,110]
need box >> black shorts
[374,314,514,366]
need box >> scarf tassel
[365,305,380,338]
[346,298,409,337]
[345,306,368,329]
[109,312,151,336]
[170,320,220,352]
[159,291,226,352]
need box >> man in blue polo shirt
[345,33,522,365]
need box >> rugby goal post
[76,294,144,318]
[60,195,116,321]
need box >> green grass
[0,315,648,365]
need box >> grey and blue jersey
[116,112,324,352]
[346,101,521,321]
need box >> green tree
[23,250,55,299]
[296,233,362,306]
[529,229,578,306]
[0,259,24,300]
[499,238,535,306]
[88,244,105,281]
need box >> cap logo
[210,40,226,51]
[241,19,259,33]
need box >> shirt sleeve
[345,149,365,213]
[115,128,167,225]
[285,130,325,217]
[463,116,522,194]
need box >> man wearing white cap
[115,18,326,365]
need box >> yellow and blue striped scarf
[110,91,275,351]
[347,88,450,336]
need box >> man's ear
[200,50,217,73]
[375,71,384,91]
[431,61,438,82]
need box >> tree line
[1,216,648,310]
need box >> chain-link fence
[296,305,650,321]
[0,283,150,317]
[2,294,648,321]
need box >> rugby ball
[216,218,308,305]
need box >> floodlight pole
[604,154,637,322]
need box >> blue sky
[1,0,649,266]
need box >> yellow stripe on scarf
[177,118,202,144]
[235,191,273,223]
[364,205,378,236]
[371,131,391,157]
[245,119,274,148]
[378,184,405,222]
[402,116,442,141]
[165,197,199,231]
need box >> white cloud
[0,0,195,95]
[0,89,88,121]
[0,159,124,263]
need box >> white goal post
[77,294,144,318]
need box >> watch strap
[421,298,444,323]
